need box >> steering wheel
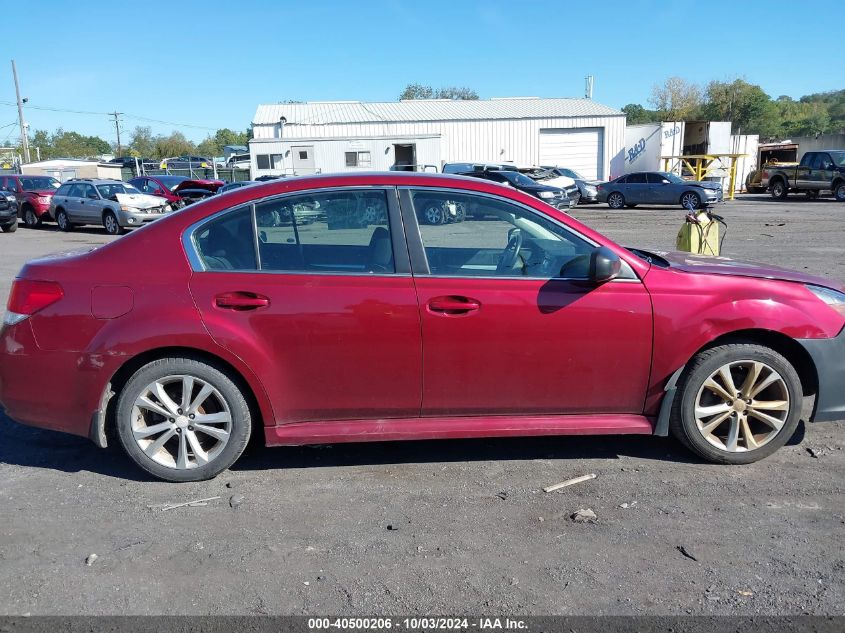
[558,254,591,279]
[496,228,523,274]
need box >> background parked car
[49,179,172,235]
[761,150,845,201]
[442,162,519,174]
[218,181,258,194]
[0,174,60,227]
[0,191,17,232]
[540,166,602,204]
[225,153,251,170]
[159,155,213,170]
[519,167,581,204]
[597,171,722,209]
[129,175,224,208]
[460,168,574,210]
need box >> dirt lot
[0,195,843,616]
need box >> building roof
[253,98,623,126]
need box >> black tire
[55,209,73,232]
[422,203,445,225]
[22,206,41,228]
[103,210,125,235]
[770,179,788,199]
[680,191,701,210]
[625,203,638,208]
[1,220,17,233]
[834,182,845,202]
[669,343,802,465]
[607,192,625,209]
[115,357,252,482]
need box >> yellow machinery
[676,210,725,256]
[661,154,747,200]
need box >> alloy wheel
[57,211,68,230]
[693,360,789,452]
[424,204,443,224]
[25,208,38,227]
[681,192,700,209]
[131,375,233,470]
[608,193,624,209]
[105,214,118,234]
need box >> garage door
[539,128,604,180]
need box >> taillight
[4,279,64,326]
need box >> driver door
[402,188,653,417]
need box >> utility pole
[110,111,123,156]
[11,59,30,163]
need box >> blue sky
[1,0,835,146]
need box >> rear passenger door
[76,183,100,222]
[187,187,423,425]
[624,172,649,204]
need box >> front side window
[255,189,393,273]
[647,173,670,184]
[410,189,594,279]
[194,206,258,271]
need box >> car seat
[367,226,393,272]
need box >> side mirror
[589,246,622,284]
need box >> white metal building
[249,98,625,181]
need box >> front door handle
[215,291,270,311]
[427,296,481,315]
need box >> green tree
[701,79,780,137]
[153,132,196,159]
[399,83,478,100]
[648,76,702,120]
[621,103,660,125]
[196,128,250,157]
[128,126,156,158]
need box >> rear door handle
[427,296,481,315]
[215,291,270,310]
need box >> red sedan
[2,173,844,482]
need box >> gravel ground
[0,194,843,616]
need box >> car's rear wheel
[115,357,252,482]
[670,343,802,464]
[770,180,788,199]
[680,191,701,210]
[607,192,625,209]
[56,209,73,232]
[103,211,125,236]
[23,206,41,228]
[423,203,445,225]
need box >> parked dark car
[442,162,518,174]
[539,166,601,204]
[597,172,723,209]
[0,190,17,232]
[460,169,574,210]
[159,155,213,170]
[218,181,258,194]
[108,156,147,171]
[761,150,845,201]
[3,172,845,482]
[0,174,60,227]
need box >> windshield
[499,171,538,187]
[830,151,845,166]
[156,176,189,190]
[558,168,583,180]
[20,176,60,190]
[661,172,686,184]
[96,183,141,197]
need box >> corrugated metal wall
[251,115,625,179]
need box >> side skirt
[266,414,655,446]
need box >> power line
[0,100,219,132]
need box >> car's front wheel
[670,343,802,464]
[23,206,41,228]
[55,209,73,232]
[834,182,845,202]
[680,191,701,210]
[607,192,625,209]
[103,211,125,236]
[115,357,252,482]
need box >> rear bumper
[798,327,845,422]
[0,321,104,439]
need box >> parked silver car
[597,171,723,209]
[49,179,173,235]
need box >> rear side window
[255,190,393,273]
[55,184,72,196]
[194,207,258,271]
